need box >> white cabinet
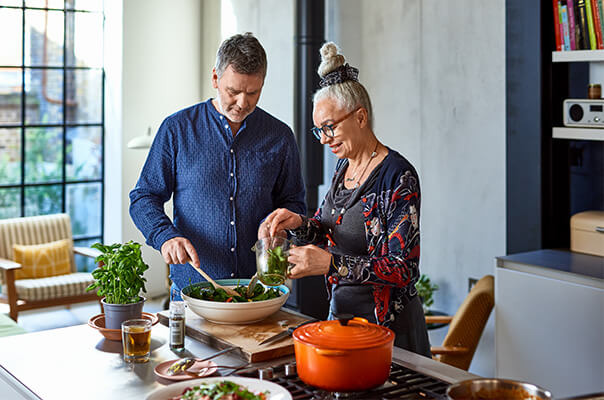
[495,250,604,398]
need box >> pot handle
[314,348,348,357]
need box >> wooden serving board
[158,308,309,362]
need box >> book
[554,0,562,50]
[562,4,572,50]
[578,0,590,49]
[568,0,577,49]
[591,0,604,48]
[574,0,585,49]
[559,2,567,49]
[586,0,597,49]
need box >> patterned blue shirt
[129,99,306,295]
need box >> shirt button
[230,196,234,201]
[230,149,234,153]
[219,115,223,119]
[230,221,235,225]
[224,124,229,129]
[230,247,235,252]
[230,272,235,277]
[230,172,234,177]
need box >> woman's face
[312,98,364,159]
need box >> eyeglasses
[310,107,360,140]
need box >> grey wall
[328,0,506,377]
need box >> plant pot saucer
[88,312,158,341]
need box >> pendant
[340,207,346,214]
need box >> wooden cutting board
[158,308,310,362]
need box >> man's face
[212,65,264,123]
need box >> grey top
[320,159,382,257]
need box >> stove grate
[237,362,449,399]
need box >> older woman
[260,43,430,356]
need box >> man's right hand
[160,237,200,268]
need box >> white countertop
[0,318,478,399]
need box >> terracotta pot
[292,314,394,392]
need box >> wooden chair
[425,274,494,371]
[0,214,101,321]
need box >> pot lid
[292,314,394,350]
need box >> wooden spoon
[189,264,240,298]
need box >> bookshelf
[552,49,604,61]
[551,49,604,141]
[553,126,604,140]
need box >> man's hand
[287,245,331,279]
[160,237,200,268]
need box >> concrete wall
[327,0,506,377]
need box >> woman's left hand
[287,245,331,279]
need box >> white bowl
[181,279,289,324]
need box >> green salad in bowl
[186,282,282,303]
[180,279,289,324]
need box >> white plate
[146,376,292,400]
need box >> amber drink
[121,319,152,363]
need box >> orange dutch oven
[292,314,395,392]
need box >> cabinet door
[495,266,604,397]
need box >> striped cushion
[7,272,96,301]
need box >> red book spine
[591,0,604,48]
[554,0,563,50]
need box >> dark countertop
[497,249,604,283]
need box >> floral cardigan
[291,149,421,326]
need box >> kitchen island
[0,313,478,399]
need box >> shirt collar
[206,98,258,133]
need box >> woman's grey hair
[313,42,373,129]
[215,32,267,79]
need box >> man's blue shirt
[129,99,305,294]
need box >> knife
[259,319,319,346]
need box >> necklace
[344,140,379,188]
[331,140,380,224]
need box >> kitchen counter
[495,250,604,398]
[496,249,603,288]
[0,314,477,399]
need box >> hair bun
[318,42,346,78]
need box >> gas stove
[236,361,449,399]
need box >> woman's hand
[287,245,331,279]
[258,208,303,239]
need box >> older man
[129,33,305,299]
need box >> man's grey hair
[215,32,267,79]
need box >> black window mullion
[62,6,67,214]
[20,0,25,217]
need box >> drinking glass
[121,319,152,363]
[253,236,291,286]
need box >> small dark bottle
[169,300,185,351]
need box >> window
[0,0,104,271]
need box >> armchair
[425,274,494,371]
[0,214,101,321]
